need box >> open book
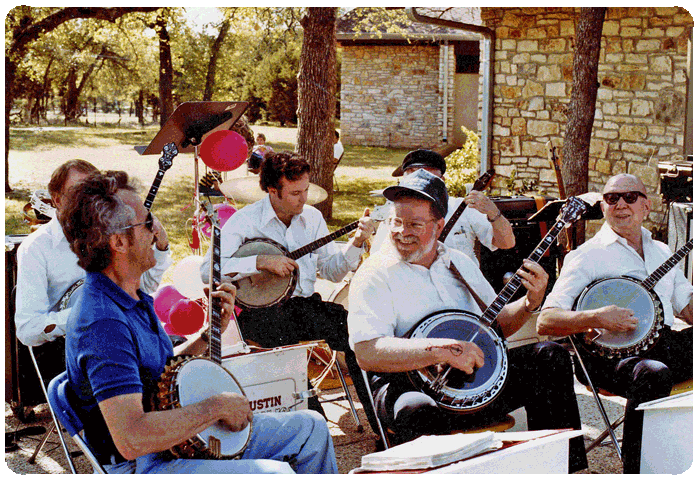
[355,430,574,473]
[359,431,502,472]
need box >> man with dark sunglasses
[537,173,692,473]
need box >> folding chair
[48,371,107,474]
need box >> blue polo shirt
[65,271,173,461]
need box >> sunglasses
[120,211,154,232]
[602,191,647,205]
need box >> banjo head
[574,277,663,358]
[173,358,251,459]
[407,310,508,413]
[232,238,297,309]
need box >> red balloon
[168,299,206,336]
[153,285,187,324]
[199,130,248,172]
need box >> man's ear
[436,217,446,237]
[109,232,129,254]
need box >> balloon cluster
[153,255,242,336]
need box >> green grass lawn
[5,125,405,275]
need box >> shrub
[444,127,480,197]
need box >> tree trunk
[297,7,338,219]
[155,12,174,127]
[562,7,606,244]
[203,19,230,101]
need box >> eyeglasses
[602,191,647,205]
[120,211,154,232]
[388,216,433,235]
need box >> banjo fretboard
[208,220,223,364]
[288,221,360,260]
[640,238,693,290]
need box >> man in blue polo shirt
[61,171,337,474]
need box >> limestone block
[619,124,648,141]
[527,120,559,136]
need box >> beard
[390,226,438,264]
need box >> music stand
[527,198,603,223]
[135,101,249,155]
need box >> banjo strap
[448,262,488,314]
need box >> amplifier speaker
[478,196,561,300]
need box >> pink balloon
[200,130,248,172]
[199,203,237,238]
[153,285,187,324]
[168,299,206,336]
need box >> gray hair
[62,171,138,272]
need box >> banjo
[57,143,179,310]
[406,196,588,413]
[573,238,693,359]
[152,202,251,459]
[231,205,390,309]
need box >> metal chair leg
[360,369,390,450]
[28,347,77,473]
[28,423,55,464]
[568,337,623,460]
[585,415,624,453]
[334,359,363,432]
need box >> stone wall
[480,7,692,235]
[339,43,455,149]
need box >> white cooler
[638,391,693,474]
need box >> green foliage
[443,127,480,197]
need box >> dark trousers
[237,293,376,430]
[576,326,692,474]
[370,341,588,473]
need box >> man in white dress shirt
[348,170,587,472]
[537,173,692,473]
[200,151,375,418]
[13,160,172,412]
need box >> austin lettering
[249,395,283,411]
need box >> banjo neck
[287,220,360,260]
[285,205,390,260]
[207,212,224,364]
[143,142,178,211]
[480,197,586,327]
[640,238,693,291]
[439,168,495,243]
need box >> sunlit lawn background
[5,122,405,280]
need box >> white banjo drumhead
[409,311,508,411]
[233,239,294,307]
[576,278,657,350]
[175,358,250,456]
